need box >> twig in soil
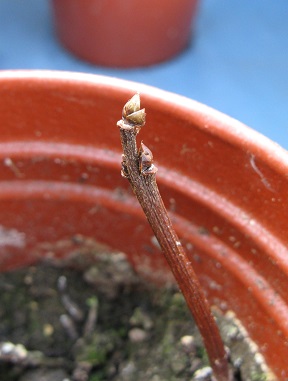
[60,314,79,341]
[83,297,99,338]
[57,275,85,322]
[117,94,232,381]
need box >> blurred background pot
[51,0,198,67]
[0,71,287,378]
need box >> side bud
[139,142,158,176]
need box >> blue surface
[1,0,288,149]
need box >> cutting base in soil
[0,248,273,381]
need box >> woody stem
[117,94,231,381]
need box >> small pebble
[43,323,54,337]
[193,366,212,380]
[0,342,14,354]
[120,361,136,377]
[128,328,148,343]
[0,342,27,361]
[180,335,196,353]
[57,275,67,292]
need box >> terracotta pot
[50,0,198,67]
[0,71,287,379]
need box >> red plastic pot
[0,71,287,379]
[51,0,198,67]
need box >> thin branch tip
[122,93,141,116]
[119,93,146,131]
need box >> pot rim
[0,69,287,171]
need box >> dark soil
[0,249,272,381]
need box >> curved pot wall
[0,71,287,378]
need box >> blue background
[1,0,288,149]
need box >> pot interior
[0,72,287,378]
